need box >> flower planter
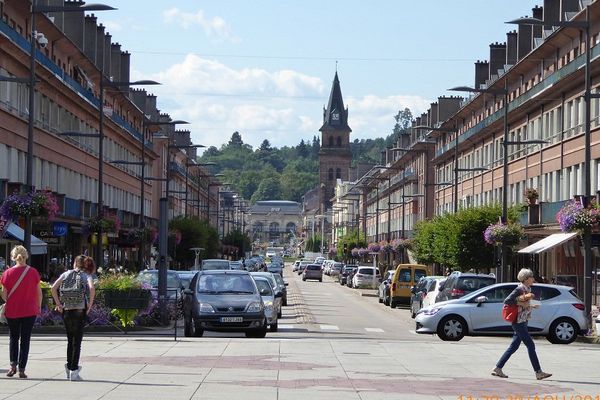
[101,289,151,309]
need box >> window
[336,168,341,179]
[397,269,411,282]
[328,136,333,147]
[328,168,334,180]
[479,285,517,303]
[336,136,342,147]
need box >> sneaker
[69,367,82,381]
[64,364,70,380]
[536,371,552,380]
[491,367,508,378]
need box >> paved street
[0,267,598,400]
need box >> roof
[320,72,351,132]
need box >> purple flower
[483,222,523,246]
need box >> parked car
[415,283,587,344]
[267,263,283,276]
[329,262,344,277]
[389,264,430,308]
[183,270,267,338]
[435,271,496,302]
[252,276,281,332]
[175,271,198,290]
[378,270,395,305]
[198,259,231,271]
[302,264,323,282]
[229,261,243,270]
[422,277,446,309]
[352,267,381,289]
[338,265,358,285]
[272,273,288,306]
[297,261,310,275]
[292,260,301,272]
[137,270,184,301]
[346,267,359,288]
[409,276,445,318]
[250,272,283,317]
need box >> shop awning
[3,223,48,255]
[517,232,578,255]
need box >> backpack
[59,270,87,309]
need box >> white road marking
[319,324,339,331]
[278,324,295,330]
[365,328,384,333]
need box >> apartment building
[0,1,217,274]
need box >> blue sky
[97,1,538,151]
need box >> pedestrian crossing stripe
[278,324,294,330]
[365,328,384,333]
[319,324,339,331]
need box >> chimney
[561,0,580,20]
[63,1,85,50]
[120,51,131,88]
[430,102,439,126]
[110,43,122,82]
[544,0,560,29]
[83,15,97,64]
[475,60,489,89]
[517,21,533,60]
[489,42,507,78]
[95,24,105,71]
[532,6,543,44]
[437,96,463,122]
[506,31,518,66]
[103,32,112,75]
[380,150,387,166]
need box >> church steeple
[320,72,351,132]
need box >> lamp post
[507,10,595,319]
[2,1,116,255]
[315,214,327,255]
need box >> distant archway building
[247,200,301,245]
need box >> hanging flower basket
[84,214,121,234]
[367,242,381,253]
[392,238,413,252]
[357,247,369,257]
[556,199,600,233]
[380,240,393,253]
[483,222,524,246]
[126,226,157,245]
[0,189,59,221]
[351,247,359,257]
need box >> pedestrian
[51,255,96,381]
[492,268,552,380]
[0,245,42,379]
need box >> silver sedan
[415,283,587,344]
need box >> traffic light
[343,243,348,253]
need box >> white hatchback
[352,267,381,289]
[415,283,587,344]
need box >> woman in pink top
[0,245,42,379]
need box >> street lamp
[0,1,116,255]
[507,8,596,322]
[315,214,328,255]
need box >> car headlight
[263,301,274,311]
[198,302,215,313]
[246,302,263,313]
[422,307,442,316]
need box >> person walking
[51,255,95,381]
[492,268,552,380]
[0,245,42,379]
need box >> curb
[576,335,600,344]
[355,290,379,298]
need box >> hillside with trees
[198,108,413,203]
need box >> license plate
[220,317,243,323]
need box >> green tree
[228,131,244,147]
[221,228,251,258]
[251,177,282,202]
[336,229,366,260]
[169,216,219,267]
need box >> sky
[94,1,539,153]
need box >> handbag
[502,303,518,323]
[0,266,31,324]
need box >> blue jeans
[496,321,541,372]
[6,316,36,371]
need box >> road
[0,264,598,400]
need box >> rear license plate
[220,317,243,323]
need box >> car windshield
[138,272,181,288]
[197,274,256,294]
[254,279,273,295]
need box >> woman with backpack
[0,245,42,379]
[51,255,95,381]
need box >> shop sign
[36,230,60,244]
[53,222,68,237]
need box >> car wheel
[283,297,288,307]
[437,315,467,341]
[319,278,322,282]
[193,319,204,337]
[302,277,306,281]
[269,321,278,332]
[546,317,578,344]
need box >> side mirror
[274,291,283,298]
[475,296,487,306]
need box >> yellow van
[389,264,430,308]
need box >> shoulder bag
[0,266,31,324]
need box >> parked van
[389,264,430,308]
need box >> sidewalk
[0,335,598,400]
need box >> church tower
[318,72,352,212]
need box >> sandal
[6,366,16,377]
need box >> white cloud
[131,55,430,151]
[163,8,237,42]
[102,20,123,32]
